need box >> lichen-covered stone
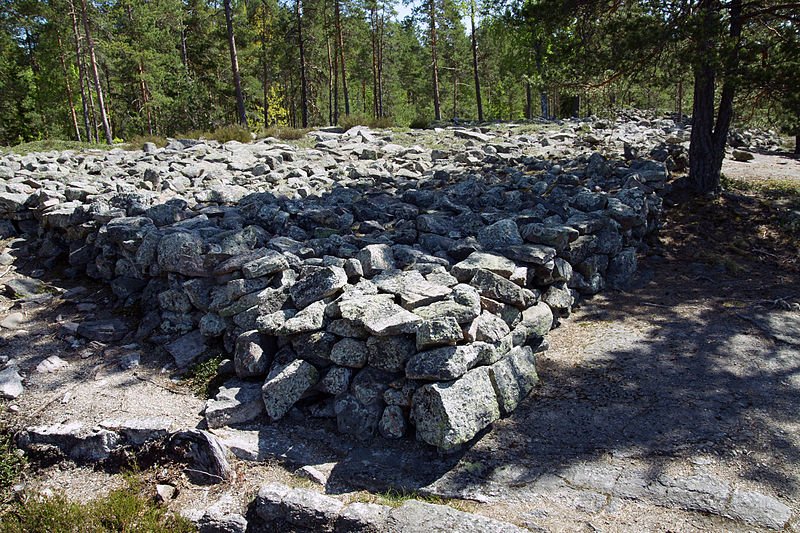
[411,367,501,450]
[488,346,539,414]
[261,360,319,421]
[416,317,463,350]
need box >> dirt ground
[2,151,800,531]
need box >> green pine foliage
[0,0,797,146]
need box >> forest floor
[1,146,799,531]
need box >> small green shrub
[0,433,24,495]
[0,477,194,532]
[260,126,309,140]
[126,134,168,150]
[210,124,253,144]
[408,116,430,129]
[184,354,225,398]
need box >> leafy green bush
[0,477,194,533]
[260,126,309,140]
[126,134,168,150]
[210,124,253,144]
[408,116,430,129]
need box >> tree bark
[428,0,441,121]
[261,0,270,127]
[688,0,743,194]
[224,0,248,127]
[68,0,92,142]
[79,0,113,144]
[525,80,532,120]
[334,0,350,116]
[57,34,81,141]
[325,5,334,126]
[296,0,309,128]
[470,0,483,121]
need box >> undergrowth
[2,139,112,155]
[127,134,169,150]
[0,475,193,532]
[259,126,309,140]
[338,114,394,130]
[184,354,225,399]
[0,433,24,499]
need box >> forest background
[0,0,798,191]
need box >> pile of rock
[0,123,665,450]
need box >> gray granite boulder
[411,366,500,450]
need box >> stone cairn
[0,122,668,451]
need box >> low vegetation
[338,114,394,130]
[0,476,194,532]
[184,354,225,399]
[348,488,477,513]
[259,126,310,140]
[0,139,112,155]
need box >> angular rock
[335,392,383,440]
[469,269,532,308]
[290,266,347,308]
[366,335,417,372]
[158,231,208,276]
[416,317,463,350]
[330,337,369,368]
[256,482,344,530]
[241,249,289,278]
[411,366,501,450]
[379,405,407,439]
[166,330,208,368]
[261,360,319,421]
[406,343,495,381]
[336,502,391,533]
[519,302,554,338]
[451,252,516,282]
[205,379,266,428]
[477,219,523,250]
[278,300,326,335]
[357,243,396,277]
[466,311,511,344]
[77,319,129,342]
[0,366,23,399]
[338,295,422,336]
[488,346,539,414]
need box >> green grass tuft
[2,139,113,155]
[0,476,194,532]
[0,433,25,496]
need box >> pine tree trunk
[377,6,384,117]
[79,0,112,144]
[57,34,81,141]
[224,0,247,127]
[260,0,270,128]
[370,5,379,119]
[688,0,742,194]
[525,81,532,119]
[470,0,482,121]
[68,0,92,143]
[795,134,799,155]
[325,12,334,126]
[297,0,309,128]
[334,0,349,116]
[428,0,441,121]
